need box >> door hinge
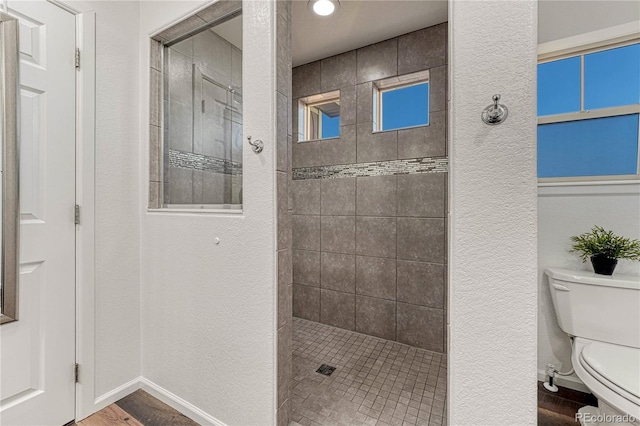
[75,48,80,69]
[74,204,80,225]
[74,363,79,383]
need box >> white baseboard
[92,377,142,414]
[139,377,228,426]
[89,376,226,426]
[538,369,590,394]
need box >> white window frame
[538,35,640,183]
[297,90,340,142]
[373,70,430,132]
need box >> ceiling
[290,0,639,66]
[538,1,640,43]
[291,0,448,66]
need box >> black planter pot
[590,254,618,275]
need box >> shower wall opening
[291,23,448,353]
[148,5,244,210]
[164,25,243,207]
[289,21,449,426]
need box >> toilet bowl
[546,268,640,426]
[572,337,640,425]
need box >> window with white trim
[298,90,340,141]
[537,40,640,179]
[374,70,430,132]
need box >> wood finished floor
[74,390,197,426]
[73,381,597,425]
[537,381,598,425]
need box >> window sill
[297,136,341,143]
[373,123,430,134]
[538,174,640,185]
[147,206,244,216]
[538,177,640,196]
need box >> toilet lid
[580,342,640,400]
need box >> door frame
[0,0,96,421]
[73,7,97,422]
[46,0,97,421]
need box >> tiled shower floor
[291,318,447,426]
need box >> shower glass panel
[163,13,242,208]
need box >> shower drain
[316,364,336,376]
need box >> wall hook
[247,136,264,154]
[481,94,508,125]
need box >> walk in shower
[289,17,449,425]
[162,12,243,208]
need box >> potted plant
[570,226,640,275]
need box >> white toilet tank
[545,268,640,349]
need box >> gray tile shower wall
[291,23,448,353]
[276,2,293,426]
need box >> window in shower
[298,90,340,141]
[161,11,243,208]
[374,70,429,132]
[537,42,640,179]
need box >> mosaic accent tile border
[169,149,242,176]
[293,157,448,180]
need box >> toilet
[546,268,640,426]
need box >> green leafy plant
[570,226,640,262]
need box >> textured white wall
[538,182,640,390]
[448,1,538,424]
[139,1,278,425]
[92,0,142,398]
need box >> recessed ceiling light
[308,0,340,17]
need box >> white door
[0,1,77,425]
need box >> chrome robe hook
[481,94,508,125]
[247,136,264,153]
